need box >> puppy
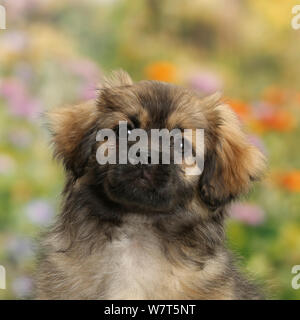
[36,70,266,299]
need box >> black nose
[140,166,154,183]
[136,150,152,165]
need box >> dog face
[47,70,265,214]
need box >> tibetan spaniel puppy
[36,70,266,299]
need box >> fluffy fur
[36,70,266,299]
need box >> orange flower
[259,110,295,132]
[227,99,252,122]
[145,61,177,83]
[295,93,300,106]
[278,171,300,192]
[263,86,287,106]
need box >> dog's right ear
[46,100,99,178]
[101,69,133,89]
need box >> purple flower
[189,72,223,95]
[12,276,33,299]
[25,199,54,226]
[6,236,34,262]
[229,203,265,226]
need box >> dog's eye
[114,124,134,137]
[126,124,133,137]
[180,138,185,152]
[180,138,193,154]
[180,139,184,150]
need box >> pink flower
[229,203,265,226]
[66,59,100,82]
[0,79,42,119]
[3,0,48,20]
[80,85,98,100]
[189,72,223,95]
[65,58,101,100]
[0,31,29,53]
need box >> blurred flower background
[0,0,300,299]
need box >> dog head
[47,70,265,214]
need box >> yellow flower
[27,24,77,63]
[279,224,300,255]
[250,0,299,30]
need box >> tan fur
[37,213,236,300]
[203,103,265,201]
[46,100,99,163]
[37,70,266,300]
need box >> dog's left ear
[46,100,99,178]
[199,102,266,210]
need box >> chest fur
[43,221,231,299]
[97,234,178,299]
[78,233,228,299]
